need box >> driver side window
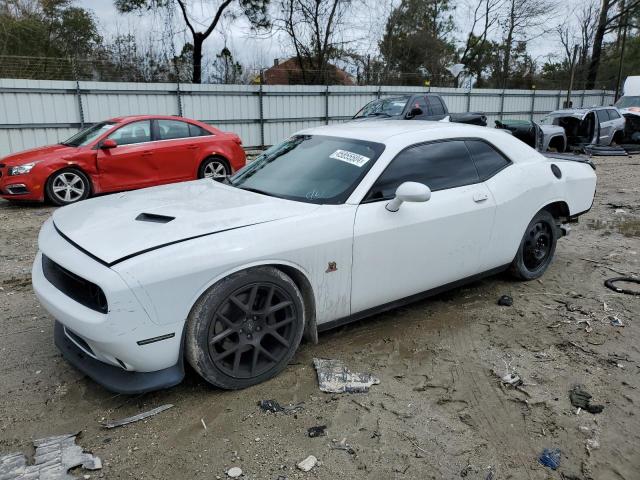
[107,120,151,146]
[365,140,480,201]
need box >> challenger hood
[52,180,319,265]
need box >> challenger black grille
[42,255,108,313]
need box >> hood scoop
[135,213,175,224]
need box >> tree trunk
[192,33,204,84]
[586,0,610,90]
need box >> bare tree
[577,1,598,66]
[586,0,640,89]
[459,0,502,66]
[274,0,355,84]
[115,0,270,83]
[498,0,555,88]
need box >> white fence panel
[0,78,616,157]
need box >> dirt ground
[1,155,639,480]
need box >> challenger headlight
[9,162,37,176]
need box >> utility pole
[566,45,579,108]
[614,3,629,102]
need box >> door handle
[141,150,153,156]
[187,144,198,150]
[473,191,489,202]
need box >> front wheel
[46,168,91,206]
[185,267,305,389]
[510,210,558,280]
[198,157,229,182]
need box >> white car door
[350,140,497,315]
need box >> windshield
[230,135,385,204]
[61,121,116,147]
[615,96,640,109]
[354,96,410,118]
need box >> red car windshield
[61,121,116,147]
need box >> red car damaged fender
[0,115,246,205]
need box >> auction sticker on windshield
[329,149,371,167]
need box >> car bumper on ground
[32,221,185,393]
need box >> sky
[76,0,584,72]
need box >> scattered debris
[501,372,523,387]
[296,455,317,472]
[609,315,624,327]
[258,399,284,413]
[497,295,513,307]
[307,425,327,438]
[538,448,561,470]
[226,466,243,478]
[331,438,356,455]
[586,438,600,454]
[604,276,640,295]
[0,433,101,479]
[569,385,604,414]
[201,418,207,430]
[257,399,304,414]
[101,404,173,428]
[313,358,380,393]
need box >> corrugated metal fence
[0,78,615,156]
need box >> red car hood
[0,144,80,166]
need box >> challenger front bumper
[54,321,184,394]
[32,219,185,393]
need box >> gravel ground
[0,155,639,480]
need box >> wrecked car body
[614,96,640,150]
[495,119,567,152]
[538,107,625,152]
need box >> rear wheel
[45,168,91,206]
[186,267,305,389]
[510,210,558,280]
[198,157,229,181]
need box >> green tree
[114,0,269,83]
[0,0,100,58]
[209,46,243,83]
[379,0,456,85]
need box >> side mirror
[386,182,431,212]
[100,139,117,149]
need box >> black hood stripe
[54,220,273,267]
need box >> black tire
[45,168,91,206]
[185,267,305,389]
[198,157,229,182]
[509,210,558,280]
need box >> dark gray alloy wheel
[186,267,305,389]
[510,210,558,280]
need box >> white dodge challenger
[32,121,596,393]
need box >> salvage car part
[32,121,597,392]
[604,277,640,295]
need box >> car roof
[549,106,612,115]
[106,115,196,123]
[298,120,488,143]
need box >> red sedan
[0,115,246,205]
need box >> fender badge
[326,261,338,273]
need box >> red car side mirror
[101,139,117,149]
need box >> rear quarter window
[465,140,511,181]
